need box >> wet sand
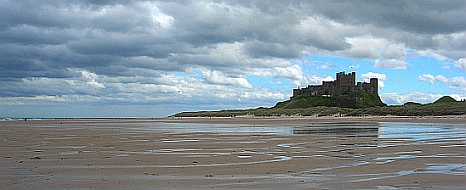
[162,115,466,124]
[1,117,465,189]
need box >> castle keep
[293,72,378,97]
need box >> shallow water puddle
[274,155,292,160]
[161,139,199,143]
[59,151,80,155]
[237,155,252,159]
[417,164,465,175]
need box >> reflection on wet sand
[1,120,464,189]
[292,124,379,136]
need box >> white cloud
[269,80,282,85]
[241,91,285,100]
[418,74,436,84]
[15,69,267,106]
[273,65,304,79]
[249,64,339,88]
[147,5,174,28]
[31,95,68,102]
[449,76,466,90]
[434,75,449,83]
[344,36,410,70]
[374,59,410,70]
[249,64,303,80]
[294,16,353,51]
[455,58,466,71]
[306,60,337,69]
[202,70,253,88]
[380,92,460,105]
[344,36,385,59]
[361,72,387,80]
[291,75,335,88]
[161,71,286,108]
[0,95,68,105]
[415,50,450,61]
[419,74,466,91]
[68,68,106,89]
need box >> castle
[293,72,378,97]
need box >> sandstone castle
[293,72,378,97]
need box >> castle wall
[293,72,378,97]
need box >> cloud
[343,36,386,59]
[269,81,282,85]
[419,74,466,92]
[418,74,436,84]
[141,1,175,29]
[374,59,410,70]
[1,1,463,78]
[243,41,302,59]
[248,64,303,80]
[1,1,466,117]
[202,70,252,88]
[307,60,337,69]
[380,92,464,105]
[309,1,466,34]
[343,36,410,69]
[455,58,466,71]
[449,77,466,91]
[291,75,335,88]
[240,90,285,100]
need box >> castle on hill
[293,71,378,97]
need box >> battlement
[293,72,378,97]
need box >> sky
[1,0,465,118]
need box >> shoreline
[160,115,466,125]
[2,115,465,125]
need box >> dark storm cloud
[0,0,465,103]
[243,41,302,59]
[0,25,77,45]
[305,0,466,34]
[2,0,463,78]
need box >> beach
[162,115,466,124]
[1,117,465,189]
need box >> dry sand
[1,117,465,189]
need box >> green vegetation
[275,92,385,109]
[173,95,466,117]
[433,96,457,104]
[403,102,422,106]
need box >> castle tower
[336,71,355,94]
[292,87,301,97]
[370,78,378,94]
